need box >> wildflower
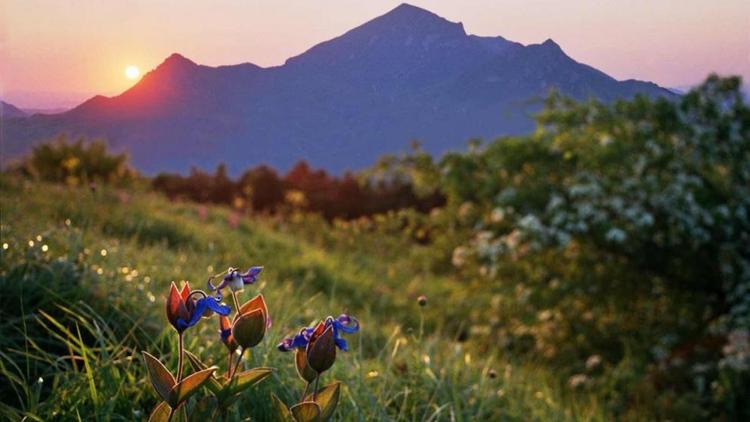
[277,314,359,353]
[585,354,602,371]
[207,266,263,293]
[231,294,270,349]
[451,246,467,267]
[278,314,359,376]
[568,374,589,388]
[417,295,428,307]
[166,281,231,333]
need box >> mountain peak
[391,3,434,16]
[541,38,560,48]
[155,53,198,72]
[371,2,465,37]
[142,53,200,83]
[531,38,567,58]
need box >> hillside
[0,178,615,421]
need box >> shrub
[397,75,750,419]
[19,135,134,186]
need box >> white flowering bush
[397,75,750,419]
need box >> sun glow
[125,65,140,80]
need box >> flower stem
[226,350,233,379]
[418,309,424,342]
[231,290,241,313]
[176,332,185,382]
[312,375,320,401]
[229,348,244,379]
[301,382,310,402]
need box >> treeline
[152,161,444,220]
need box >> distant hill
[1,101,28,119]
[2,3,675,174]
[21,107,71,115]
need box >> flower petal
[176,299,208,330]
[277,328,313,351]
[334,337,348,351]
[203,297,231,316]
[179,282,191,301]
[166,282,189,331]
[240,266,263,284]
[335,314,360,334]
[219,315,232,340]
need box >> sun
[125,65,140,80]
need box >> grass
[1,178,617,421]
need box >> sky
[2,0,749,109]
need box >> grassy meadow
[0,178,606,421]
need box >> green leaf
[142,351,175,403]
[228,367,273,395]
[184,350,224,395]
[168,366,217,408]
[184,350,209,371]
[271,394,293,422]
[147,401,171,422]
[290,401,321,422]
[304,381,341,421]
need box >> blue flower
[330,314,360,351]
[167,281,230,333]
[207,266,263,293]
[175,294,231,331]
[277,314,359,352]
[277,327,315,351]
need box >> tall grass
[0,177,634,420]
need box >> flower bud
[219,315,238,353]
[231,309,266,349]
[295,349,318,384]
[166,282,190,332]
[417,295,428,307]
[306,324,336,374]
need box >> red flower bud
[166,282,191,333]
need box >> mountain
[21,107,72,115]
[1,101,28,119]
[2,3,674,174]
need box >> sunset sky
[2,0,748,109]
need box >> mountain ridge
[1,101,29,119]
[3,3,675,174]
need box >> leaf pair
[185,350,273,403]
[272,382,341,422]
[143,351,217,409]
